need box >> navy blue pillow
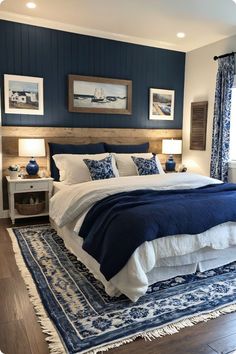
[49,142,106,181]
[104,142,149,153]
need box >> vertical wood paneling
[0,20,185,129]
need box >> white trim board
[0,10,180,52]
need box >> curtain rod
[213,52,236,61]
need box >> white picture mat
[4,74,44,115]
[149,88,175,120]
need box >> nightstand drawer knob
[30,185,33,188]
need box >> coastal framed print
[149,88,174,120]
[68,75,132,114]
[4,74,44,115]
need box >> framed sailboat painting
[68,75,132,114]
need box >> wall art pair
[69,75,175,120]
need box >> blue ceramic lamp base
[26,158,39,176]
[165,155,176,172]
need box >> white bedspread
[50,173,236,302]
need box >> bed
[49,145,236,302]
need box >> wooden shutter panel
[190,101,208,150]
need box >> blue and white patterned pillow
[83,155,116,180]
[131,155,160,175]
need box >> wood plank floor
[1,217,236,354]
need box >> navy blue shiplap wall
[0,20,185,128]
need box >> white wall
[182,34,236,176]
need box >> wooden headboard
[2,126,182,209]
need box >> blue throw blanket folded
[80,183,236,281]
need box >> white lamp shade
[162,139,182,155]
[18,138,46,157]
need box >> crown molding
[0,10,182,52]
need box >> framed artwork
[68,75,132,114]
[4,74,44,115]
[149,88,175,120]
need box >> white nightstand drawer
[7,176,53,224]
[15,181,49,192]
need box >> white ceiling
[0,0,236,52]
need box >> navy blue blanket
[80,183,236,281]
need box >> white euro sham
[53,153,119,184]
[112,153,165,176]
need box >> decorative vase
[26,159,39,175]
[165,155,176,172]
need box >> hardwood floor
[1,218,236,354]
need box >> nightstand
[6,176,53,224]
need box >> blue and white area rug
[8,225,236,354]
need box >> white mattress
[50,174,236,301]
[52,219,236,302]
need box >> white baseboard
[0,210,9,219]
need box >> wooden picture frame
[68,75,132,114]
[4,74,44,115]
[149,88,175,120]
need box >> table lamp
[162,139,182,172]
[18,138,45,176]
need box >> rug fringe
[7,228,236,354]
[7,228,67,354]
[82,304,236,354]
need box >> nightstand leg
[9,193,15,224]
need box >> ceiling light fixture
[26,2,37,9]
[176,32,186,39]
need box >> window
[230,88,236,160]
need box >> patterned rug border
[7,225,236,354]
[7,227,66,354]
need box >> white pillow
[112,153,165,177]
[53,153,119,184]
